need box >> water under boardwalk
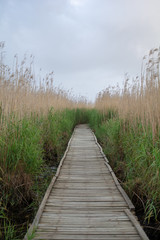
[24,124,149,240]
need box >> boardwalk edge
[23,127,75,240]
[91,128,135,211]
[125,209,149,240]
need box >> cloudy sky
[1,0,160,101]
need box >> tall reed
[94,48,160,239]
[0,43,91,118]
[0,43,91,239]
[95,47,160,139]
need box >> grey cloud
[1,0,160,101]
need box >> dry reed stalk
[0,47,92,118]
[95,48,160,139]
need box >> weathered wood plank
[47,196,125,202]
[36,228,137,234]
[33,234,141,240]
[42,211,130,217]
[34,235,141,240]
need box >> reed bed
[0,50,90,117]
[0,44,91,239]
[93,48,160,239]
[95,48,160,139]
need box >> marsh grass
[96,48,160,139]
[0,43,91,239]
[93,48,160,239]
[0,42,91,117]
[0,108,83,239]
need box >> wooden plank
[59,170,110,173]
[44,206,128,211]
[45,202,128,207]
[50,189,120,196]
[48,196,124,201]
[38,222,133,228]
[34,235,141,240]
[34,232,140,239]
[35,229,137,234]
[55,181,112,185]
[40,217,130,222]
[42,211,130,217]
[35,228,137,234]
[57,177,114,181]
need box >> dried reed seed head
[95,48,160,138]
[0,53,92,117]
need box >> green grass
[86,109,160,238]
[0,108,159,239]
[0,108,79,240]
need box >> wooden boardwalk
[24,124,149,240]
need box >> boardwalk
[24,124,149,240]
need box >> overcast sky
[1,0,160,101]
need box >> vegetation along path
[24,124,149,240]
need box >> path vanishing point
[24,124,149,240]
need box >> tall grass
[0,43,91,239]
[96,48,160,139]
[94,48,160,239]
[0,43,90,117]
[0,109,81,239]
